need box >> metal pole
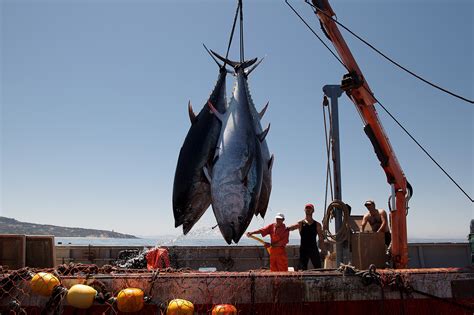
[323,85,344,266]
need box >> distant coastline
[0,216,137,239]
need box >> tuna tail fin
[203,44,233,74]
[203,44,223,68]
[210,49,257,71]
[245,55,266,76]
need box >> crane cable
[285,0,473,203]
[304,0,473,105]
[321,97,351,244]
[322,95,334,212]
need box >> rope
[367,87,473,203]
[322,96,334,212]
[287,0,473,203]
[239,0,244,63]
[285,0,346,69]
[305,0,473,104]
[225,1,241,61]
[247,235,271,254]
[322,200,350,243]
[343,264,474,312]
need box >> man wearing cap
[361,200,391,246]
[247,213,289,272]
[287,203,325,270]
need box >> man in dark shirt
[288,203,325,270]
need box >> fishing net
[1,251,473,314]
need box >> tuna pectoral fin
[203,166,212,183]
[258,123,271,142]
[188,101,197,124]
[259,102,269,119]
[240,158,253,186]
[207,101,225,121]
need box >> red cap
[305,203,314,210]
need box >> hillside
[0,217,137,238]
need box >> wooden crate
[26,235,55,268]
[0,234,26,270]
[351,232,386,269]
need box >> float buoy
[117,288,144,313]
[167,298,194,315]
[212,304,237,314]
[66,284,97,309]
[30,272,60,296]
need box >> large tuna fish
[206,51,266,244]
[242,74,274,219]
[172,55,228,235]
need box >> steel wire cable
[239,0,245,63]
[304,0,473,104]
[225,1,241,61]
[285,0,346,70]
[322,97,334,212]
[364,86,474,202]
[286,0,473,203]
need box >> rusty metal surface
[54,243,471,269]
[2,268,474,313]
[451,279,474,299]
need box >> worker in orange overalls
[247,213,289,272]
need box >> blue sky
[1,0,472,239]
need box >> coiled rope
[322,200,351,244]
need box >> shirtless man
[361,200,391,246]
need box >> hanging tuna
[172,55,228,235]
[206,50,270,244]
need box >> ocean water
[55,237,467,246]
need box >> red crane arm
[311,0,409,268]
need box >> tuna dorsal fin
[258,123,271,142]
[203,165,212,183]
[207,101,225,122]
[259,102,269,119]
[188,101,197,124]
[268,154,274,171]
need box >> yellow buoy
[66,284,97,309]
[116,288,144,313]
[212,304,237,314]
[30,272,60,296]
[167,298,194,315]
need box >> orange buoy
[167,298,194,315]
[212,304,237,314]
[66,284,97,309]
[116,288,144,313]
[30,272,60,296]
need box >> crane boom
[312,0,409,268]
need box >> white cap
[275,213,285,220]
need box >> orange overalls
[259,223,289,272]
